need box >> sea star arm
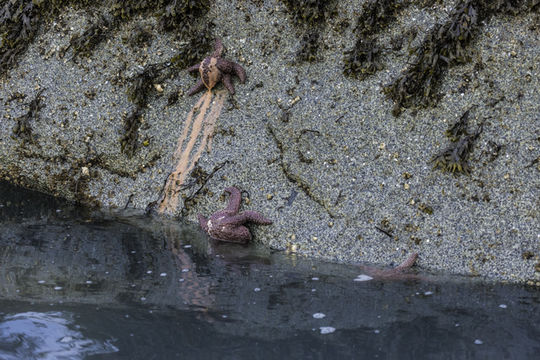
[198,214,209,232]
[222,73,236,94]
[224,187,242,212]
[187,63,201,72]
[187,78,206,96]
[240,210,273,225]
[233,63,246,83]
[212,38,224,58]
[394,252,418,271]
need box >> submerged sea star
[187,39,246,96]
[198,187,272,243]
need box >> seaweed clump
[280,0,337,62]
[1,0,41,74]
[384,0,533,115]
[432,109,483,174]
[343,0,416,80]
[68,15,112,58]
[0,0,94,75]
[1,0,213,74]
[120,108,143,156]
[343,37,383,79]
[11,89,45,144]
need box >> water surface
[0,181,538,359]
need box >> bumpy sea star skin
[187,39,247,96]
[198,187,272,243]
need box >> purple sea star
[198,187,272,243]
[360,253,420,280]
[187,39,246,96]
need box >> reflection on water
[0,311,118,360]
[0,181,539,359]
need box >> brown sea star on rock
[187,39,246,96]
[198,187,272,243]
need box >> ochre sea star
[198,187,272,243]
[187,39,246,95]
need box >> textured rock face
[1,1,539,283]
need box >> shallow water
[0,181,539,359]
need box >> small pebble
[313,313,326,319]
[254,287,261,292]
[54,286,63,290]
[499,304,507,308]
[160,273,167,277]
[474,339,483,345]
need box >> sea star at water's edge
[187,39,246,96]
[359,253,420,280]
[198,187,272,243]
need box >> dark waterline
[0,181,539,359]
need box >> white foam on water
[319,326,336,334]
[354,274,373,282]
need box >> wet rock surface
[1,0,539,283]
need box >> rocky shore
[1,0,539,283]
